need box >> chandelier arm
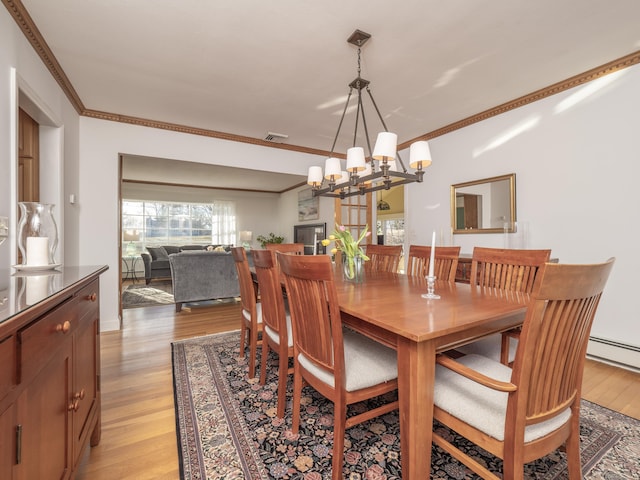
[366,87,408,173]
[358,90,374,163]
[330,87,354,154]
[352,86,362,148]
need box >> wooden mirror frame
[450,173,516,234]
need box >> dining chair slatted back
[278,252,399,480]
[364,244,402,273]
[470,247,551,292]
[265,243,305,255]
[432,257,614,479]
[231,247,262,378]
[406,245,461,281]
[457,247,552,365]
[252,249,292,418]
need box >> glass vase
[17,202,59,266]
[343,255,364,283]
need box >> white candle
[26,236,49,266]
[428,231,436,278]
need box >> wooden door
[15,344,72,480]
[334,192,372,264]
[18,108,39,203]
[72,316,98,466]
[0,405,14,480]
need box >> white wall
[407,66,640,366]
[78,118,324,330]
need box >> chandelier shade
[308,29,432,198]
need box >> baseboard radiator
[587,336,640,372]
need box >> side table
[122,255,140,283]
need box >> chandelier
[307,29,432,198]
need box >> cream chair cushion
[264,313,293,348]
[456,333,518,363]
[242,302,263,324]
[298,328,397,392]
[434,354,571,442]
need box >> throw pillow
[146,246,169,260]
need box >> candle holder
[16,202,59,269]
[422,275,440,299]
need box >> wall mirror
[451,173,516,234]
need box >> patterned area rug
[172,332,640,479]
[122,282,174,308]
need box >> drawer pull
[55,320,71,334]
[87,293,97,302]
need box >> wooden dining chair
[265,243,305,255]
[231,247,263,378]
[364,244,402,273]
[251,249,293,418]
[432,257,614,480]
[277,252,399,480]
[405,245,461,281]
[456,247,551,364]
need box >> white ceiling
[16,0,640,191]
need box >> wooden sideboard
[0,265,107,480]
[454,254,473,283]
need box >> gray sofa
[169,251,240,312]
[141,244,230,284]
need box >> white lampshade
[346,147,366,172]
[239,231,252,242]
[324,157,343,180]
[409,141,432,169]
[372,132,397,161]
[307,166,323,186]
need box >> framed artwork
[294,223,326,255]
[298,188,319,221]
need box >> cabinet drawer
[0,334,16,400]
[75,280,99,322]
[18,298,77,383]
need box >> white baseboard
[587,336,640,373]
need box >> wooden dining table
[333,270,529,480]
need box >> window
[122,200,236,254]
[377,218,405,246]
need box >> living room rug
[172,332,640,479]
[122,282,174,308]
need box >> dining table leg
[397,337,436,480]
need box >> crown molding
[4,0,640,154]
[82,109,334,157]
[122,178,306,195]
[399,50,640,149]
[2,0,85,114]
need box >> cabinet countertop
[0,265,108,325]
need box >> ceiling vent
[264,132,289,143]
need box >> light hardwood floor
[75,301,640,480]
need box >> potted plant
[256,232,285,248]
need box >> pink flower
[339,225,346,232]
